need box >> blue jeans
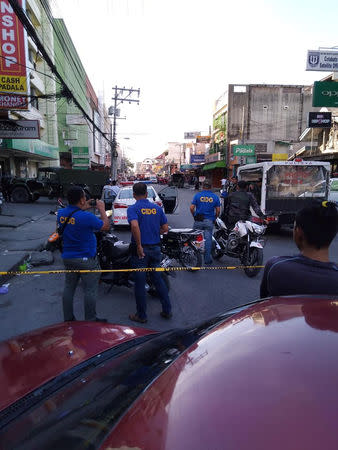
[132,245,171,320]
[194,219,214,264]
[62,257,100,321]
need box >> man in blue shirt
[57,186,110,322]
[260,201,338,297]
[190,180,221,265]
[127,182,171,323]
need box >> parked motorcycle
[161,228,204,270]
[96,230,171,296]
[211,217,266,277]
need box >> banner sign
[0,119,40,138]
[306,50,338,72]
[246,156,257,164]
[72,147,90,167]
[0,93,28,109]
[312,81,338,107]
[272,153,288,161]
[190,154,205,164]
[308,112,332,128]
[233,144,255,156]
[196,135,211,143]
[0,0,29,110]
[205,152,221,163]
[184,131,200,139]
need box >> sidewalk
[0,200,57,280]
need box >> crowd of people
[57,178,338,325]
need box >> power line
[0,54,61,84]
[7,0,111,146]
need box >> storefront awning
[202,160,226,171]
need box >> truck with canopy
[237,160,331,228]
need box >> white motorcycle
[212,217,266,277]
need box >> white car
[112,185,164,226]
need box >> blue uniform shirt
[191,190,221,221]
[127,199,167,245]
[57,206,103,259]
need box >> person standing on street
[260,201,338,297]
[127,182,172,324]
[102,180,120,210]
[190,180,220,265]
[58,186,110,322]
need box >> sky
[51,0,338,163]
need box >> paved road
[0,187,337,342]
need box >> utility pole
[110,86,140,179]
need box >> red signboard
[0,0,28,110]
[0,93,28,109]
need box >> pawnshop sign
[0,0,28,110]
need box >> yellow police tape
[0,265,265,276]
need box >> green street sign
[233,145,255,156]
[72,158,90,165]
[312,81,338,107]
[72,147,89,156]
[246,156,257,164]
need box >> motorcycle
[96,230,171,296]
[211,217,266,277]
[161,228,204,270]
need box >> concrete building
[213,84,315,176]
[53,18,109,171]
[0,0,59,178]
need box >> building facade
[0,0,59,178]
[226,84,314,174]
[53,18,109,171]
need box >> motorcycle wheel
[211,240,223,260]
[180,246,202,270]
[147,272,170,297]
[243,248,263,278]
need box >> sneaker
[160,311,173,319]
[129,314,147,324]
[95,318,108,323]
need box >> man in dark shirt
[260,201,338,297]
[224,180,265,227]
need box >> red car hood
[0,321,154,412]
[104,296,338,450]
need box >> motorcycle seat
[168,228,195,234]
[113,241,130,257]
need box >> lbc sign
[308,112,332,128]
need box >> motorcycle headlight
[252,223,265,234]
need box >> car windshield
[266,165,327,199]
[118,187,156,200]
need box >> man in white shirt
[102,180,120,210]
